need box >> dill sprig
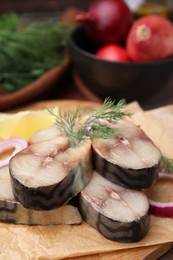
[48,106,84,146]
[160,156,173,173]
[48,98,131,146]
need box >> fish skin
[93,148,159,189]
[78,172,150,243]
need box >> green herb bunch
[0,13,71,92]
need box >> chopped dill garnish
[48,98,131,146]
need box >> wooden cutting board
[8,99,173,259]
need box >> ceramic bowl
[69,26,173,102]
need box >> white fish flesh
[9,125,93,210]
[78,171,150,242]
[92,119,161,189]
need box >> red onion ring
[149,172,173,218]
[0,138,28,168]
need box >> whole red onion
[126,15,173,62]
[75,0,133,45]
[96,44,130,62]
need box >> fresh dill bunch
[0,12,19,31]
[48,98,131,146]
[0,13,71,92]
[160,156,173,173]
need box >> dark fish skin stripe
[78,192,150,243]
[93,149,159,189]
[58,172,75,197]
[0,200,17,223]
[10,170,76,210]
[10,154,92,211]
[10,173,68,210]
[0,200,17,213]
[97,213,150,242]
[0,207,16,213]
[106,162,159,184]
[28,191,75,210]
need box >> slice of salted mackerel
[9,125,92,210]
[92,119,161,189]
[78,171,150,243]
[0,166,82,225]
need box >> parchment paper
[128,103,173,159]
[0,101,173,260]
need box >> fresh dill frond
[48,98,131,146]
[160,156,173,173]
[48,106,84,147]
[76,98,131,141]
[82,98,131,126]
[84,124,117,139]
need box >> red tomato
[96,44,130,62]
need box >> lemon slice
[0,108,58,140]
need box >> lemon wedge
[0,108,58,140]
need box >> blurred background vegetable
[75,0,133,45]
[126,15,173,62]
[0,12,71,92]
[96,44,130,62]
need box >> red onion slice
[149,173,173,218]
[0,138,28,168]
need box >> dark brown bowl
[69,26,173,102]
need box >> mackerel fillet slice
[92,120,161,189]
[9,126,92,210]
[78,171,150,243]
[0,166,82,225]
